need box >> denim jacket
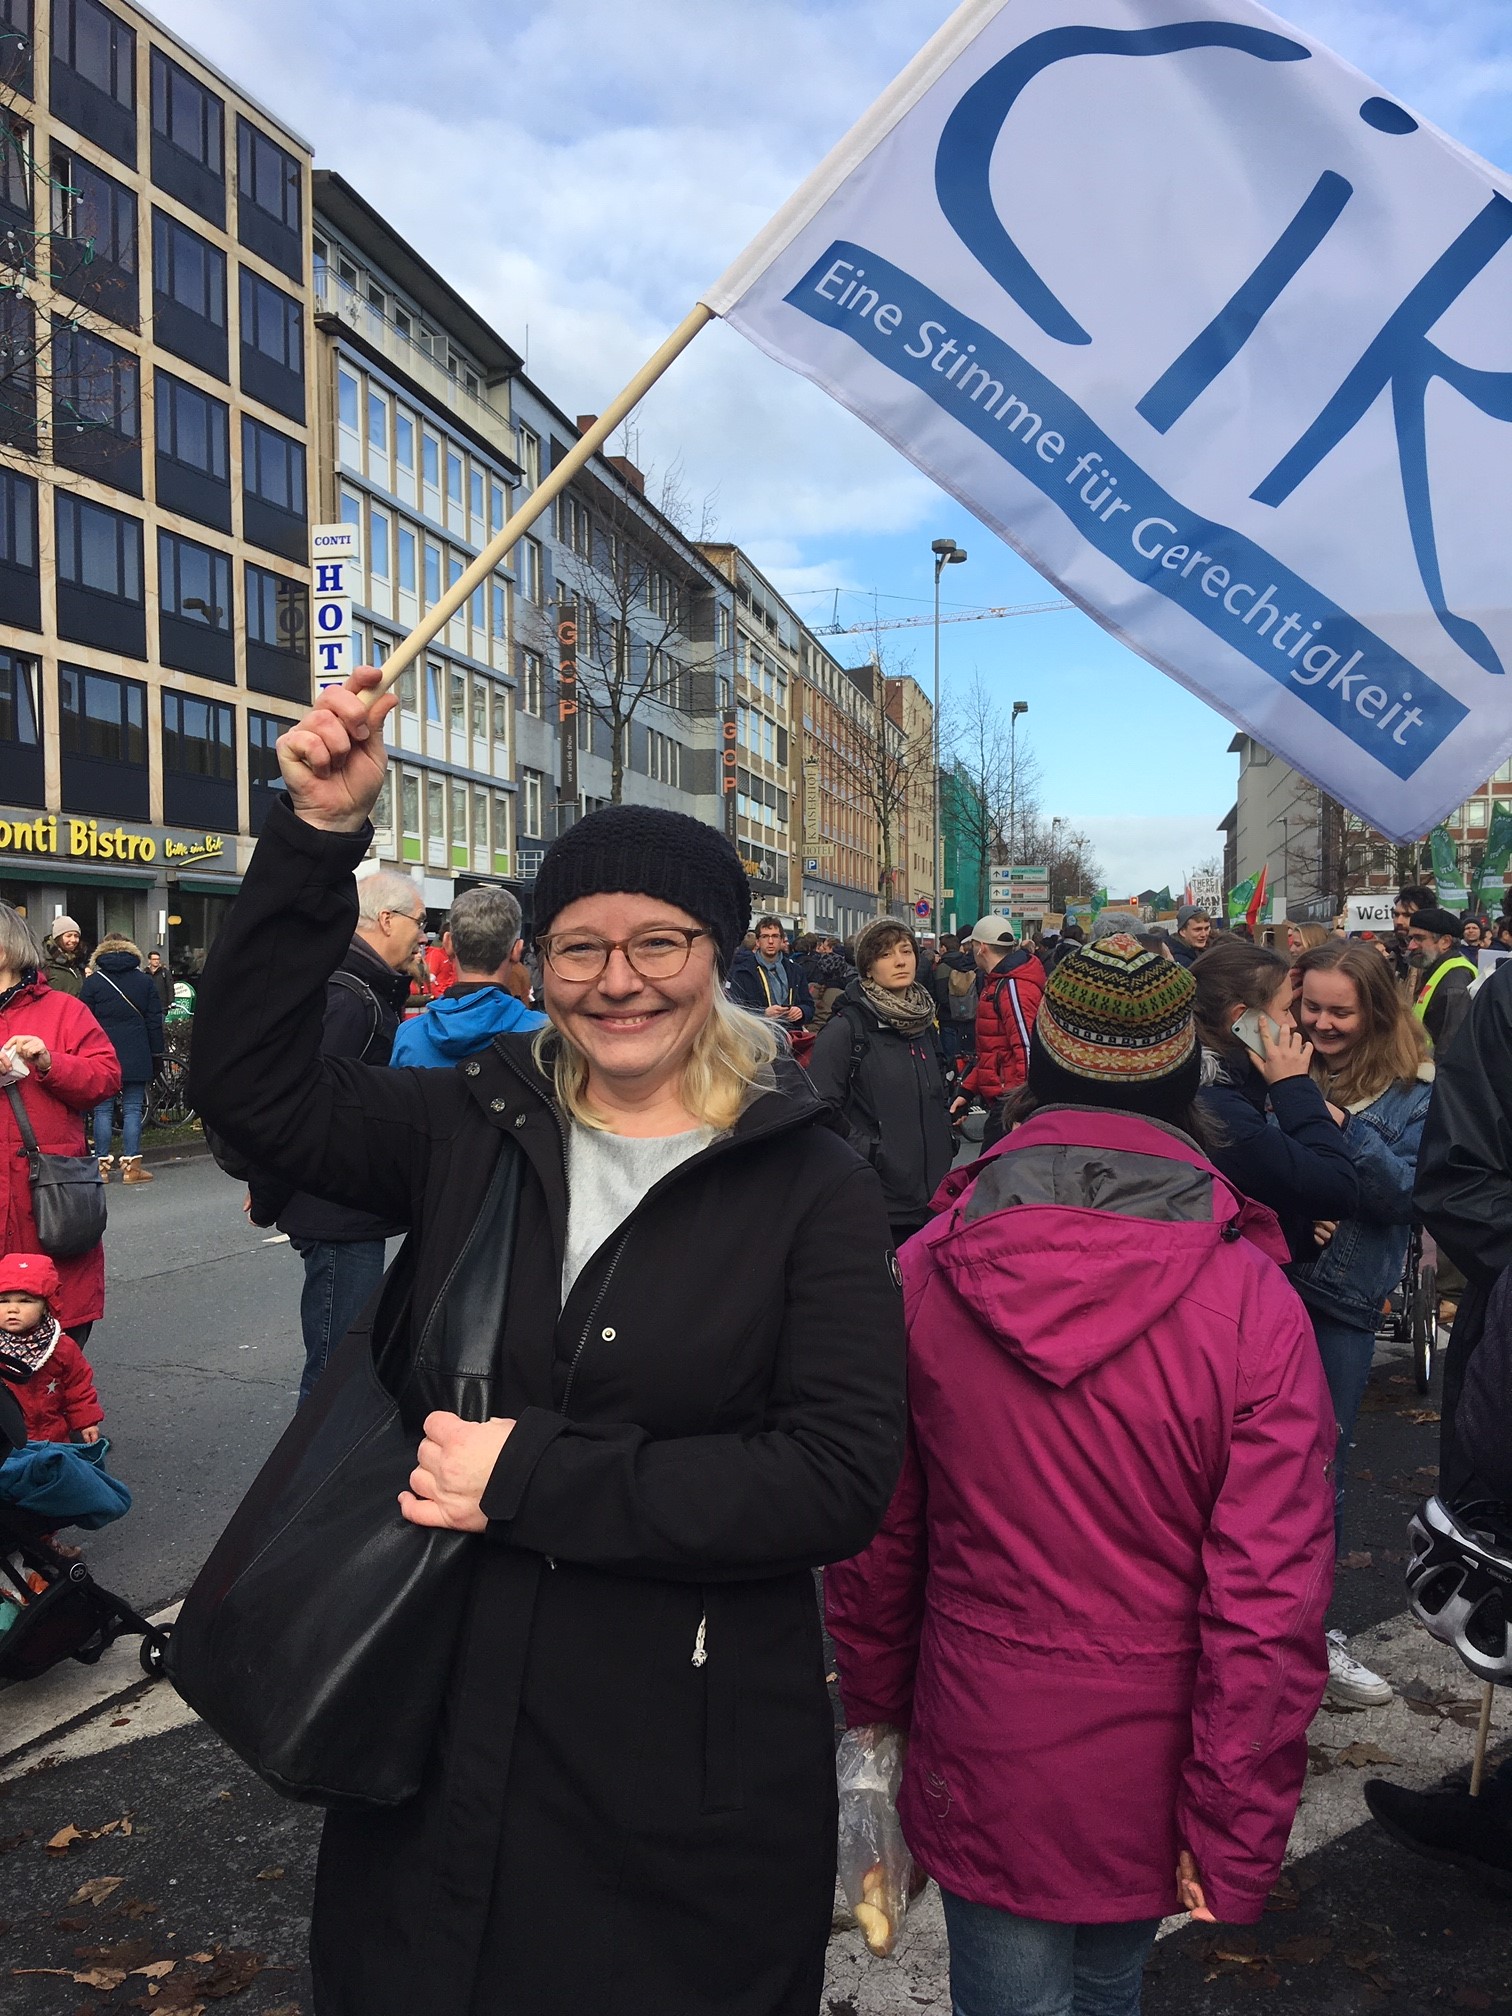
[1287,1067,1433,1330]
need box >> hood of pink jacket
[921,1107,1290,1389]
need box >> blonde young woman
[1291,940,1433,1705]
[189,669,906,2016]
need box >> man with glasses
[249,867,424,1404]
[727,917,813,1027]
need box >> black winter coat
[258,938,411,1244]
[79,951,164,1083]
[1416,959,1512,1498]
[1198,1051,1360,1263]
[805,980,954,1232]
[188,799,907,2016]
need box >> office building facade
[0,0,315,967]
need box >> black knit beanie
[532,805,752,971]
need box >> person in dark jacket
[1406,907,1477,1054]
[250,866,422,1404]
[41,917,85,998]
[80,936,165,1185]
[187,669,906,2016]
[806,916,954,1239]
[1169,903,1212,969]
[727,916,814,1026]
[144,949,172,1014]
[1192,938,1359,1264]
[801,933,852,1031]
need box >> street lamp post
[931,537,967,935]
[1050,814,1063,911]
[1008,699,1029,869]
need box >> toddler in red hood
[0,1252,103,1445]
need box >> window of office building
[0,0,31,98]
[149,48,224,224]
[236,116,301,279]
[245,561,308,700]
[0,648,41,807]
[557,492,589,557]
[51,0,134,165]
[238,268,303,421]
[163,689,235,829]
[0,467,37,632]
[246,708,288,833]
[521,535,542,606]
[520,767,543,837]
[0,113,30,232]
[158,529,232,681]
[151,207,226,375]
[421,430,440,520]
[519,649,543,717]
[55,490,142,654]
[59,662,147,817]
[51,145,136,324]
[155,372,230,531]
[517,425,539,490]
[242,413,307,560]
[51,316,138,490]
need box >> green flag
[1472,803,1512,911]
[1227,871,1260,922]
[1429,826,1471,909]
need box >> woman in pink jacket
[827,935,1335,2016]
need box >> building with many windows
[311,172,521,911]
[797,635,882,942]
[885,674,936,927]
[0,0,314,968]
[508,388,734,889]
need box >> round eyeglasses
[540,927,711,982]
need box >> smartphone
[1231,1010,1282,1059]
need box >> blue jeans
[1308,1313,1377,1546]
[93,1083,146,1161]
[289,1237,386,1407]
[941,1893,1160,2016]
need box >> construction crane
[811,596,1073,637]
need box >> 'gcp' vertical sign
[310,522,361,693]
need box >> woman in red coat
[0,907,120,1340]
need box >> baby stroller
[0,1389,168,1685]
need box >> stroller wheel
[139,1627,170,1679]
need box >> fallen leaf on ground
[74,1939,153,1968]
[1337,1741,1400,1768]
[45,1824,84,1853]
[1445,1700,1492,1728]
[1405,1410,1441,1425]
[1339,1550,1374,1570]
[67,1877,124,1906]
[253,1865,284,1880]
[71,1967,128,1990]
[113,1897,158,1920]
[1352,1467,1375,1482]
[185,1953,215,1965]
[1276,1934,1333,1963]
[131,1959,176,1980]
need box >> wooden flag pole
[363,303,715,703]
[1470,1682,1495,1797]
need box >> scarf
[860,977,937,1038]
[0,1311,59,1383]
[753,948,791,1002]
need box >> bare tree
[0,83,142,473]
[529,443,721,805]
[942,671,1011,914]
[1021,813,1103,911]
[820,642,934,912]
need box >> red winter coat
[826,1108,1334,1926]
[8,1328,102,1440]
[962,953,1045,1101]
[0,982,121,1330]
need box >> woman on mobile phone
[1193,939,1359,1263]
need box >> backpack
[946,964,977,1021]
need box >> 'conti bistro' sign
[0,813,229,867]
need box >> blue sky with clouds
[151,0,1512,896]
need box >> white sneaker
[1325,1628,1393,1708]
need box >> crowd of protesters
[14,665,1512,2016]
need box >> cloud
[1067,814,1230,901]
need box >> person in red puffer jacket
[828,935,1334,2016]
[0,1252,103,1444]
[957,915,1046,1117]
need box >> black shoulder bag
[166,1138,524,1808]
[5,1084,107,1259]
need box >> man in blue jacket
[390,886,545,1070]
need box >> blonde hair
[1297,940,1427,1107]
[534,985,780,1134]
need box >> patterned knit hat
[1028,933,1199,1121]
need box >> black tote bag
[166,1140,524,1808]
[5,1085,106,1260]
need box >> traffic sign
[915,899,931,917]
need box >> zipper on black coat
[560,1227,630,1418]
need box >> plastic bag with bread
[835,1724,914,1958]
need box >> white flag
[704,0,1512,844]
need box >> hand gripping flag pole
[363,305,714,703]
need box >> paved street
[1,1165,1510,2015]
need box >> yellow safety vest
[1412,955,1478,1043]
